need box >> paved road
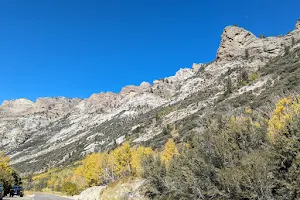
[33,194,73,200]
[3,194,72,200]
[4,196,31,200]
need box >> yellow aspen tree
[130,146,154,176]
[0,151,11,173]
[74,165,84,177]
[268,96,300,143]
[0,151,12,183]
[161,138,179,166]
[72,172,88,191]
[47,175,58,190]
[81,153,105,186]
[106,151,116,181]
[110,142,132,177]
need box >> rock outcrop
[72,186,106,200]
[34,97,82,114]
[217,26,257,61]
[296,19,300,30]
[1,98,34,114]
[120,82,151,97]
[217,22,300,63]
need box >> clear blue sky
[0,0,299,103]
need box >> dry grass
[25,189,67,197]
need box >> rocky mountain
[1,19,300,174]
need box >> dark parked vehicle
[0,184,4,200]
[12,186,24,197]
[9,189,14,197]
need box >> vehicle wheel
[20,194,24,197]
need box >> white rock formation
[217,23,300,63]
[72,186,106,200]
[1,98,34,114]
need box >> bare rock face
[1,98,34,114]
[217,26,257,61]
[72,186,106,200]
[120,85,141,96]
[34,97,81,113]
[87,92,118,105]
[120,82,151,97]
[140,81,151,88]
[217,21,300,64]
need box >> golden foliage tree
[80,153,107,186]
[161,139,179,166]
[267,95,300,197]
[268,96,300,143]
[110,142,132,177]
[0,151,11,172]
[130,146,154,176]
[31,140,177,194]
[73,165,89,190]
[0,151,12,182]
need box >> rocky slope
[1,19,300,174]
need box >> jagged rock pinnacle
[296,19,300,30]
[216,26,256,61]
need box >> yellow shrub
[161,139,179,166]
[268,96,300,143]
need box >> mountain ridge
[2,20,299,111]
[1,19,300,174]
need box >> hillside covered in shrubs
[15,19,300,200]
[29,94,300,199]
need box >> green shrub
[141,155,167,198]
[249,72,259,81]
[141,115,274,199]
[34,177,49,191]
[224,77,232,96]
[292,37,295,46]
[162,125,172,135]
[259,34,266,38]
[245,49,249,59]
[155,106,177,121]
[61,182,79,196]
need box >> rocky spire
[296,19,300,30]
[216,26,257,61]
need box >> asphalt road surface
[33,194,73,200]
[3,194,73,200]
[4,196,31,200]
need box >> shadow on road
[3,196,32,200]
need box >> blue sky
[0,0,299,103]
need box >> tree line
[29,142,156,195]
